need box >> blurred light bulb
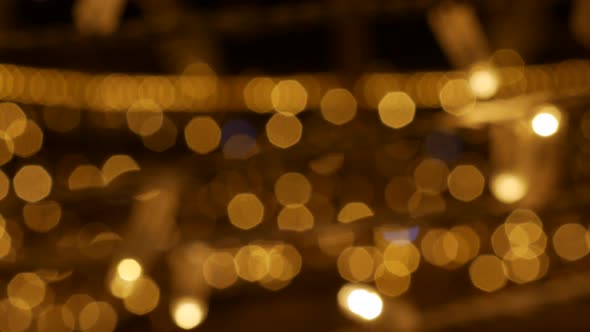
[338,284,383,321]
[490,173,527,203]
[116,258,142,282]
[172,297,207,330]
[469,67,499,99]
[531,106,561,137]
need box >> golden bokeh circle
[13,165,52,203]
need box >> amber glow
[172,297,207,330]
[531,105,561,137]
[490,173,528,203]
[116,258,142,282]
[338,284,383,321]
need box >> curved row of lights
[0,50,588,116]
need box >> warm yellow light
[184,116,221,154]
[377,92,415,129]
[123,276,160,315]
[338,284,383,321]
[227,193,264,230]
[126,99,163,137]
[0,170,9,201]
[23,200,61,232]
[553,223,590,261]
[102,154,140,185]
[468,67,499,99]
[337,247,375,282]
[141,116,178,152]
[271,79,308,115]
[320,88,357,125]
[383,242,420,276]
[439,79,475,115]
[277,205,314,232]
[68,165,105,190]
[490,173,527,203]
[7,273,46,310]
[265,113,302,149]
[337,202,374,224]
[13,165,53,203]
[274,172,312,207]
[203,251,238,289]
[447,165,485,202]
[172,297,207,330]
[414,158,449,194]
[531,108,560,137]
[469,255,507,292]
[13,120,43,157]
[116,258,142,282]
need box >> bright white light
[116,258,142,282]
[172,297,207,330]
[490,173,528,203]
[338,284,383,321]
[469,68,499,99]
[531,108,560,137]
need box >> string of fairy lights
[0,50,589,114]
[1,48,590,331]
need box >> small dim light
[531,105,561,137]
[116,258,142,282]
[338,284,383,321]
[171,297,207,330]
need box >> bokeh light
[184,116,221,154]
[378,92,416,129]
[531,105,561,137]
[171,297,207,330]
[122,276,160,315]
[271,79,307,115]
[116,258,142,282]
[468,66,500,99]
[266,113,302,148]
[439,79,475,116]
[274,172,312,207]
[203,251,238,289]
[23,200,61,232]
[102,154,140,184]
[469,255,507,292]
[553,223,590,261]
[227,193,264,230]
[414,158,449,194]
[13,165,52,203]
[447,165,485,202]
[337,202,374,223]
[7,272,46,310]
[490,172,528,203]
[337,284,383,321]
[277,205,314,232]
[320,88,357,125]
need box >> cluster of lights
[0,46,583,331]
[0,51,588,116]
